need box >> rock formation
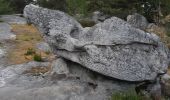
[24,4,169,82]
[127,13,149,30]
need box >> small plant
[25,48,35,55]
[33,54,43,62]
[111,89,145,100]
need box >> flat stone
[0,23,16,41]
[0,15,27,24]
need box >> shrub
[36,0,67,12]
[7,0,33,13]
[66,0,87,16]
[33,54,42,62]
[165,23,170,37]
[0,0,13,15]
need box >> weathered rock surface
[0,23,16,41]
[161,74,170,97]
[51,58,69,74]
[24,4,169,82]
[92,11,108,23]
[0,59,135,100]
[36,42,51,52]
[0,15,27,24]
[127,13,149,30]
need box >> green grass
[33,54,43,62]
[66,0,87,16]
[111,89,146,100]
[0,0,13,15]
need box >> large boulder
[24,4,169,81]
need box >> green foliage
[111,90,145,100]
[33,54,42,62]
[36,0,67,11]
[87,0,138,19]
[165,23,170,37]
[0,0,13,15]
[66,0,87,16]
[7,0,33,13]
[25,48,35,55]
[162,0,170,16]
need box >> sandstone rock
[127,13,149,30]
[24,4,169,81]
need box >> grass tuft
[111,89,147,100]
[33,54,43,62]
[24,48,36,55]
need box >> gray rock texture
[51,58,69,74]
[0,15,27,24]
[0,23,16,41]
[92,11,108,23]
[127,13,149,30]
[36,42,51,52]
[0,60,135,100]
[24,4,169,81]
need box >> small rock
[161,74,170,97]
[92,11,108,23]
[51,58,69,74]
[162,74,170,80]
[36,42,51,52]
[0,48,5,58]
[9,34,16,40]
[127,13,149,30]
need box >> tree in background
[87,0,139,19]
[7,0,33,13]
[66,0,87,16]
[0,0,13,15]
[36,0,67,12]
